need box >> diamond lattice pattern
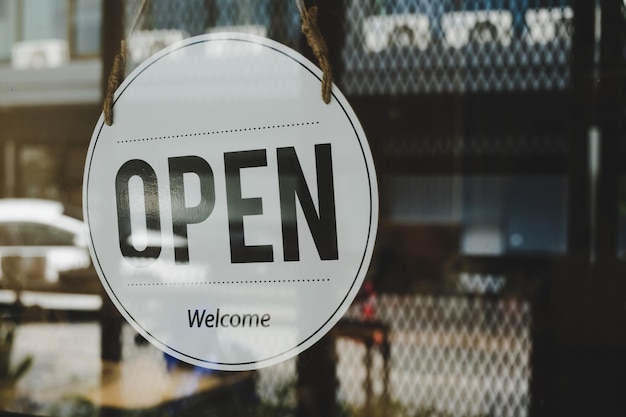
[342,0,572,94]
[258,294,532,417]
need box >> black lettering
[241,313,260,326]
[277,144,338,261]
[230,314,241,327]
[188,309,206,327]
[224,150,273,263]
[168,156,216,263]
[188,309,271,327]
[115,159,162,262]
[205,313,215,327]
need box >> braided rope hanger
[103,0,148,126]
[295,0,333,104]
[103,0,334,126]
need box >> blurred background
[0,0,625,416]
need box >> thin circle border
[84,33,378,369]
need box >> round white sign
[84,33,378,370]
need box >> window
[0,0,102,64]
[0,0,18,61]
[22,0,67,42]
[73,0,101,56]
[19,146,60,201]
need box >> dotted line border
[117,121,320,144]
[127,278,330,287]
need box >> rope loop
[103,40,127,126]
[298,4,333,104]
[103,0,334,126]
[103,0,148,126]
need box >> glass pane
[11,0,69,69]
[22,0,67,41]
[19,146,60,201]
[4,0,622,416]
[0,0,18,61]
[386,175,568,255]
[342,0,574,94]
[73,0,101,56]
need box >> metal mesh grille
[125,0,573,93]
[12,298,530,417]
[342,0,573,94]
[339,295,532,417]
[125,0,302,68]
[255,294,532,417]
[383,133,568,157]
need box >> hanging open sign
[83,33,378,371]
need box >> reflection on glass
[73,0,101,56]
[0,199,90,286]
[22,0,66,41]
[1,0,101,68]
[11,0,68,69]
[19,146,60,200]
[0,0,18,61]
[0,0,593,415]
[387,175,568,255]
[343,0,574,94]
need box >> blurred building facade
[0,0,102,207]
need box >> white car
[0,199,91,289]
